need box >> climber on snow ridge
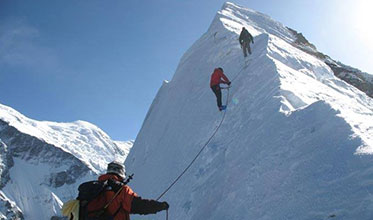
[210,67,231,111]
[239,27,254,57]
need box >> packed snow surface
[126,2,373,220]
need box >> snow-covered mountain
[286,28,373,98]
[0,103,132,219]
[126,2,373,220]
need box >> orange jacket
[210,68,230,87]
[87,174,137,220]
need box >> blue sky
[1,0,372,141]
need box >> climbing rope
[231,63,249,82]
[156,64,247,200]
[156,88,230,201]
[157,65,247,220]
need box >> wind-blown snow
[126,2,373,220]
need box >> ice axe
[122,173,134,185]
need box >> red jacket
[210,68,230,87]
[87,174,137,220]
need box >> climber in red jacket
[85,162,169,220]
[210,67,231,111]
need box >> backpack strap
[105,186,124,209]
[85,181,124,218]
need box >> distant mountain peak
[0,102,132,219]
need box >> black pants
[211,85,222,108]
[242,41,251,57]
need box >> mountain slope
[287,27,373,98]
[0,103,132,219]
[126,2,373,220]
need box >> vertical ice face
[126,2,373,220]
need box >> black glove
[252,40,254,44]
[227,81,231,86]
[161,202,169,210]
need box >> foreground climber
[62,161,169,220]
[210,67,231,111]
[239,27,254,57]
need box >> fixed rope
[231,63,249,82]
[156,64,247,202]
[157,66,248,220]
[156,88,230,201]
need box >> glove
[227,81,231,86]
[252,40,254,44]
[161,202,169,210]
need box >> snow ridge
[126,2,373,220]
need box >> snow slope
[126,2,373,220]
[0,104,130,173]
[0,103,132,219]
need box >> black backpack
[77,180,123,220]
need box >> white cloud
[0,19,60,73]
